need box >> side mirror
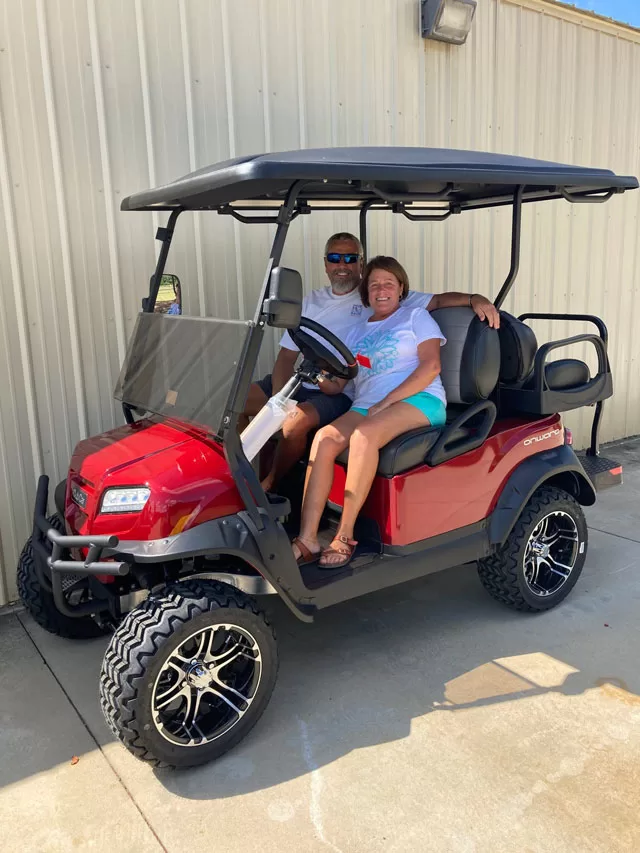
[153,274,182,315]
[263,267,302,329]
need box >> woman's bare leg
[335,403,430,548]
[293,411,364,558]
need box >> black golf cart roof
[121,147,638,213]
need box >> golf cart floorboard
[300,540,382,589]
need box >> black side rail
[426,400,496,467]
[518,312,609,347]
[530,333,610,395]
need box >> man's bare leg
[261,403,320,492]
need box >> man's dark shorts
[256,374,351,427]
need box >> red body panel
[64,411,564,558]
[328,415,564,546]
[65,418,243,541]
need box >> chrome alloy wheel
[523,511,580,597]
[152,623,262,747]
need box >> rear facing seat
[497,311,612,414]
[337,307,501,476]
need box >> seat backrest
[497,311,538,384]
[430,307,500,404]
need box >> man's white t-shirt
[279,287,434,391]
[344,306,447,410]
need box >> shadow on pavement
[153,537,640,801]
[5,506,639,798]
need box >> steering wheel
[289,317,358,381]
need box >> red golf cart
[18,147,637,767]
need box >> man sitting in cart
[242,232,500,492]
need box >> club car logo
[524,428,562,447]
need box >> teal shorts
[351,392,446,426]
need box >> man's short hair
[324,232,363,257]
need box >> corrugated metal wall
[0,0,638,604]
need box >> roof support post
[144,208,182,313]
[223,180,305,425]
[359,199,377,262]
[494,185,524,310]
[219,181,308,583]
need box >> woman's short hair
[359,256,410,307]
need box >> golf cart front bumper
[32,474,287,621]
[32,475,130,618]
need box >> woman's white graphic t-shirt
[344,306,447,409]
[279,288,434,392]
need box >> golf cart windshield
[114,313,251,435]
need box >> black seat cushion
[430,307,500,403]
[337,425,442,477]
[525,358,590,391]
[498,311,538,384]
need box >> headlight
[100,487,150,514]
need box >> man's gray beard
[329,274,359,295]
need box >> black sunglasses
[325,252,361,264]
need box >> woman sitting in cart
[292,256,446,569]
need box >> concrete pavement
[1,437,639,852]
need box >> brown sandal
[319,535,358,569]
[292,537,320,566]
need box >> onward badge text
[524,428,562,447]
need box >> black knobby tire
[477,486,588,612]
[16,514,109,639]
[99,579,278,768]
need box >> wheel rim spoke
[203,684,247,718]
[156,682,190,711]
[210,641,255,671]
[525,556,547,595]
[537,516,551,542]
[193,628,214,660]
[182,688,205,735]
[547,556,573,577]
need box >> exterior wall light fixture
[421,0,477,45]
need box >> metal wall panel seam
[0,349,16,604]
[178,0,206,317]
[604,34,624,440]
[65,6,111,436]
[36,0,88,439]
[7,3,68,479]
[221,0,244,320]
[258,0,272,153]
[325,1,338,148]
[609,45,638,439]
[0,528,6,605]
[87,0,127,364]
[134,0,159,244]
[418,0,427,288]
[0,72,44,489]
[294,0,312,292]
[390,0,399,258]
